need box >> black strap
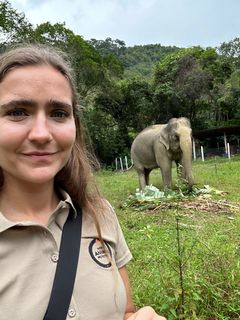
[43,204,82,320]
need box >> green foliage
[32,22,108,96]
[152,83,181,122]
[32,21,74,47]
[154,46,240,129]
[122,184,229,211]
[96,157,240,319]
[91,39,179,79]
[84,107,124,165]
[119,79,154,132]
[1,1,240,166]
[93,78,155,163]
[0,0,33,44]
[88,37,125,79]
[0,2,115,98]
[88,37,126,57]
[121,44,179,79]
[102,53,124,78]
[231,69,240,89]
[218,37,240,68]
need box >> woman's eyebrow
[0,99,37,109]
[48,100,73,110]
[0,99,72,110]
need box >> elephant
[131,117,194,190]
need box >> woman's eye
[6,109,28,120]
[51,110,70,119]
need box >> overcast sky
[9,0,240,48]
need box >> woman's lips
[23,152,56,156]
[21,152,57,161]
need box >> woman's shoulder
[81,197,125,244]
[83,198,119,228]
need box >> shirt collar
[58,189,77,217]
[50,189,77,229]
[0,212,20,233]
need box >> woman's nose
[28,114,53,144]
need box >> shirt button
[68,308,76,318]
[51,253,59,262]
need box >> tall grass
[96,156,240,320]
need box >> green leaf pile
[122,184,227,211]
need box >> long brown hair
[0,44,104,236]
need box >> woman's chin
[17,171,57,186]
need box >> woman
[0,44,166,320]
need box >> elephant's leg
[144,168,151,186]
[137,169,147,190]
[159,162,172,189]
[154,144,173,189]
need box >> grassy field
[96,156,240,320]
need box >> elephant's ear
[159,126,169,150]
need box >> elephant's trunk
[179,133,194,187]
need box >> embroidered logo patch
[88,238,112,268]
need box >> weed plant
[96,156,240,320]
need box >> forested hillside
[88,38,179,79]
[122,44,179,78]
[1,0,240,165]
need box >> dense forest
[1,0,240,165]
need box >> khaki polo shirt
[0,192,132,320]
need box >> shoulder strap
[43,204,82,320]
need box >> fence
[114,144,240,171]
[115,156,133,171]
[194,143,240,161]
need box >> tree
[0,2,112,98]
[153,47,236,129]
[0,0,33,44]
[88,37,126,57]
[120,43,178,79]
[153,83,182,123]
[84,107,123,166]
[32,22,108,97]
[94,84,131,148]
[218,37,240,58]
[218,37,240,69]
[88,38,125,79]
[93,79,154,163]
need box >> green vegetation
[1,0,240,166]
[96,157,240,319]
[1,2,240,318]
[120,44,179,80]
[88,38,179,80]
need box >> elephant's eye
[172,134,179,141]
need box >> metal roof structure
[193,126,240,140]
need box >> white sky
[9,0,240,48]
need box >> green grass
[95,156,240,320]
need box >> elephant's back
[132,124,165,145]
[131,124,166,167]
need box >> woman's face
[0,64,76,187]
